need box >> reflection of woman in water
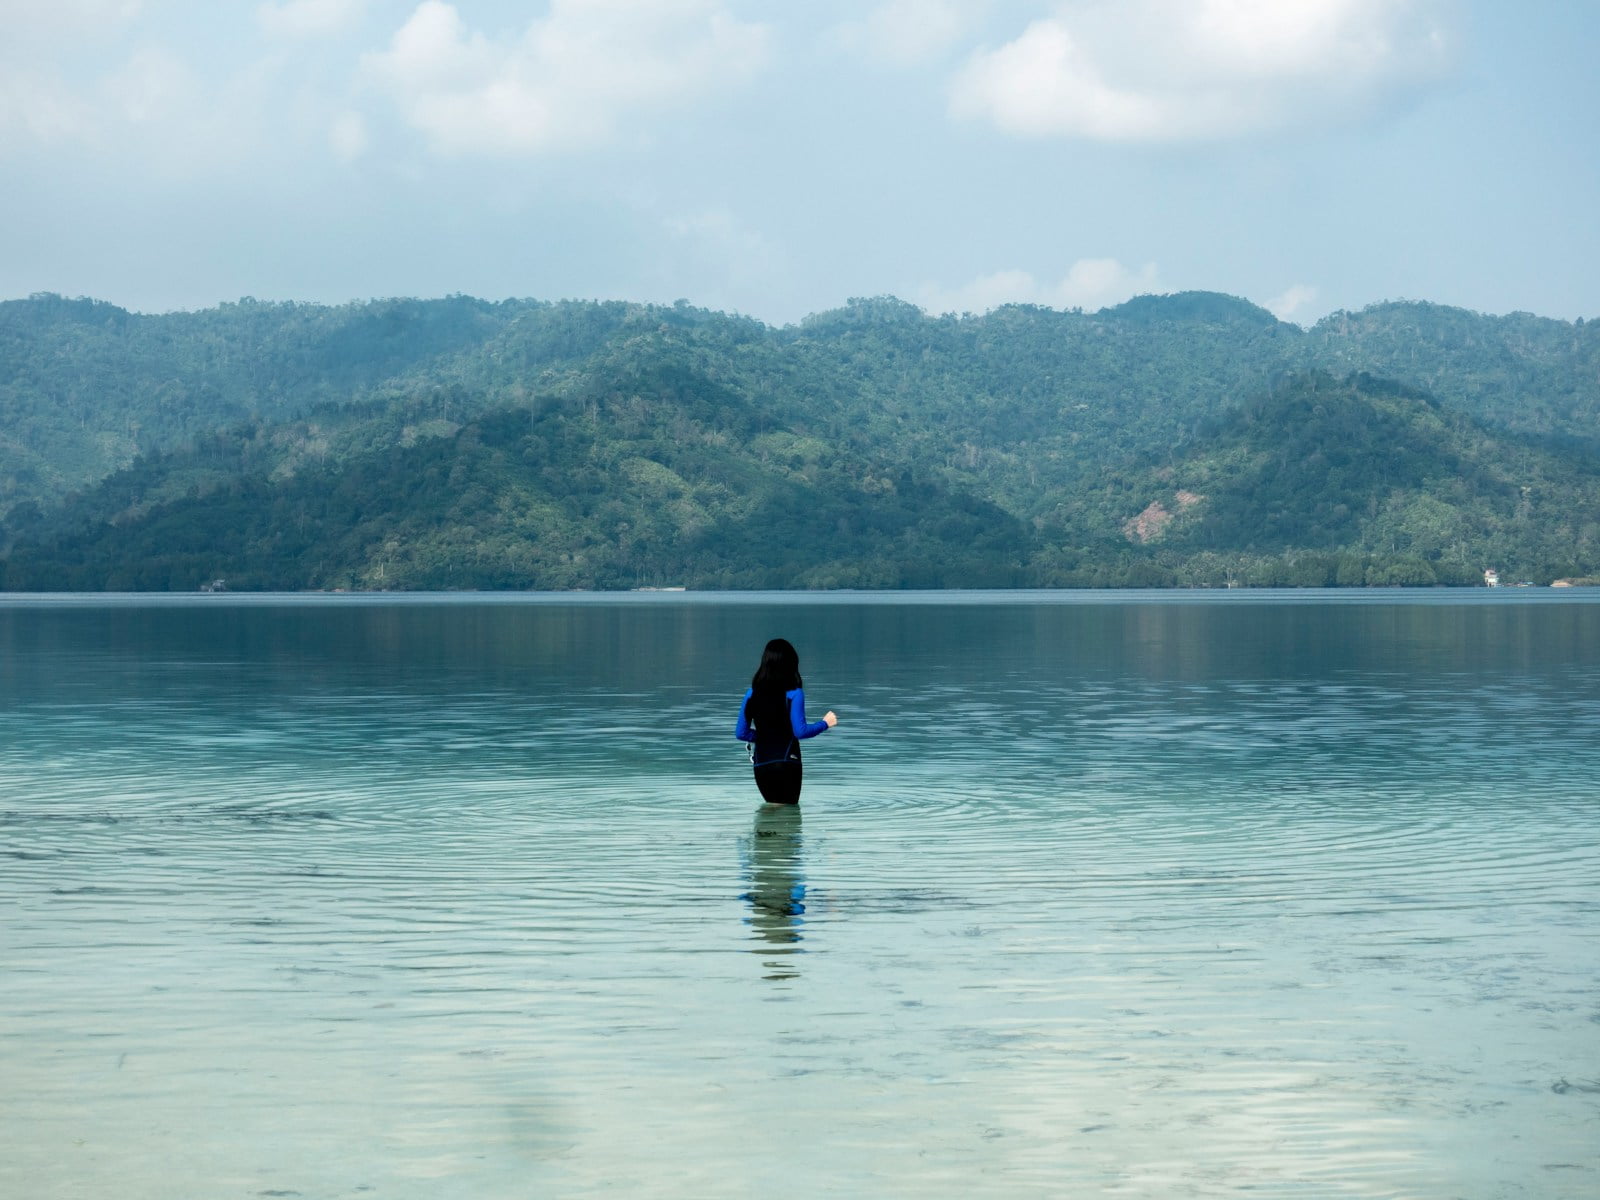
[734,638,837,805]
[744,803,806,956]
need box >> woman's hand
[823,711,838,727]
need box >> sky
[2,0,1597,327]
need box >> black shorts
[753,760,802,805]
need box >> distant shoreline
[6,585,1599,609]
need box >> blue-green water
[2,591,1598,1198]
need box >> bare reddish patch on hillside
[1124,501,1172,543]
[1124,491,1204,544]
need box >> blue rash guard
[735,687,829,766]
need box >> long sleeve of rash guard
[734,688,830,741]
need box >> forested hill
[1,291,1597,590]
[1105,373,1600,586]
[1300,302,1600,441]
[0,293,638,513]
[1,289,1307,515]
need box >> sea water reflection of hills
[2,592,1597,1199]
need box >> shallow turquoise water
[2,591,1598,1198]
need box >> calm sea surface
[2,591,1598,1199]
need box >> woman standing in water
[735,638,837,805]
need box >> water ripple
[4,596,1599,1199]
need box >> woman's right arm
[734,688,755,741]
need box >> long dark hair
[746,638,802,740]
[751,638,802,693]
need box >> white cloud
[2,0,142,44]
[1267,283,1320,322]
[830,0,981,66]
[1,42,195,148]
[667,207,771,258]
[950,0,1451,142]
[0,11,284,169]
[102,46,193,125]
[918,257,1164,315]
[257,0,368,38]
[0,0,145,146]
[0,72,94,144]
[361,0,770,156]
[662,205,782,307]
[329,109,369,161]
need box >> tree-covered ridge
[5,370,1596,591]
[1106,373,1600,586]
[6,288,1595,521]
[1,359,1036,591]
[776,293,1301,518]
[2,290,1597,590]
[1300,301,1600,443]
[0,293,703,513]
